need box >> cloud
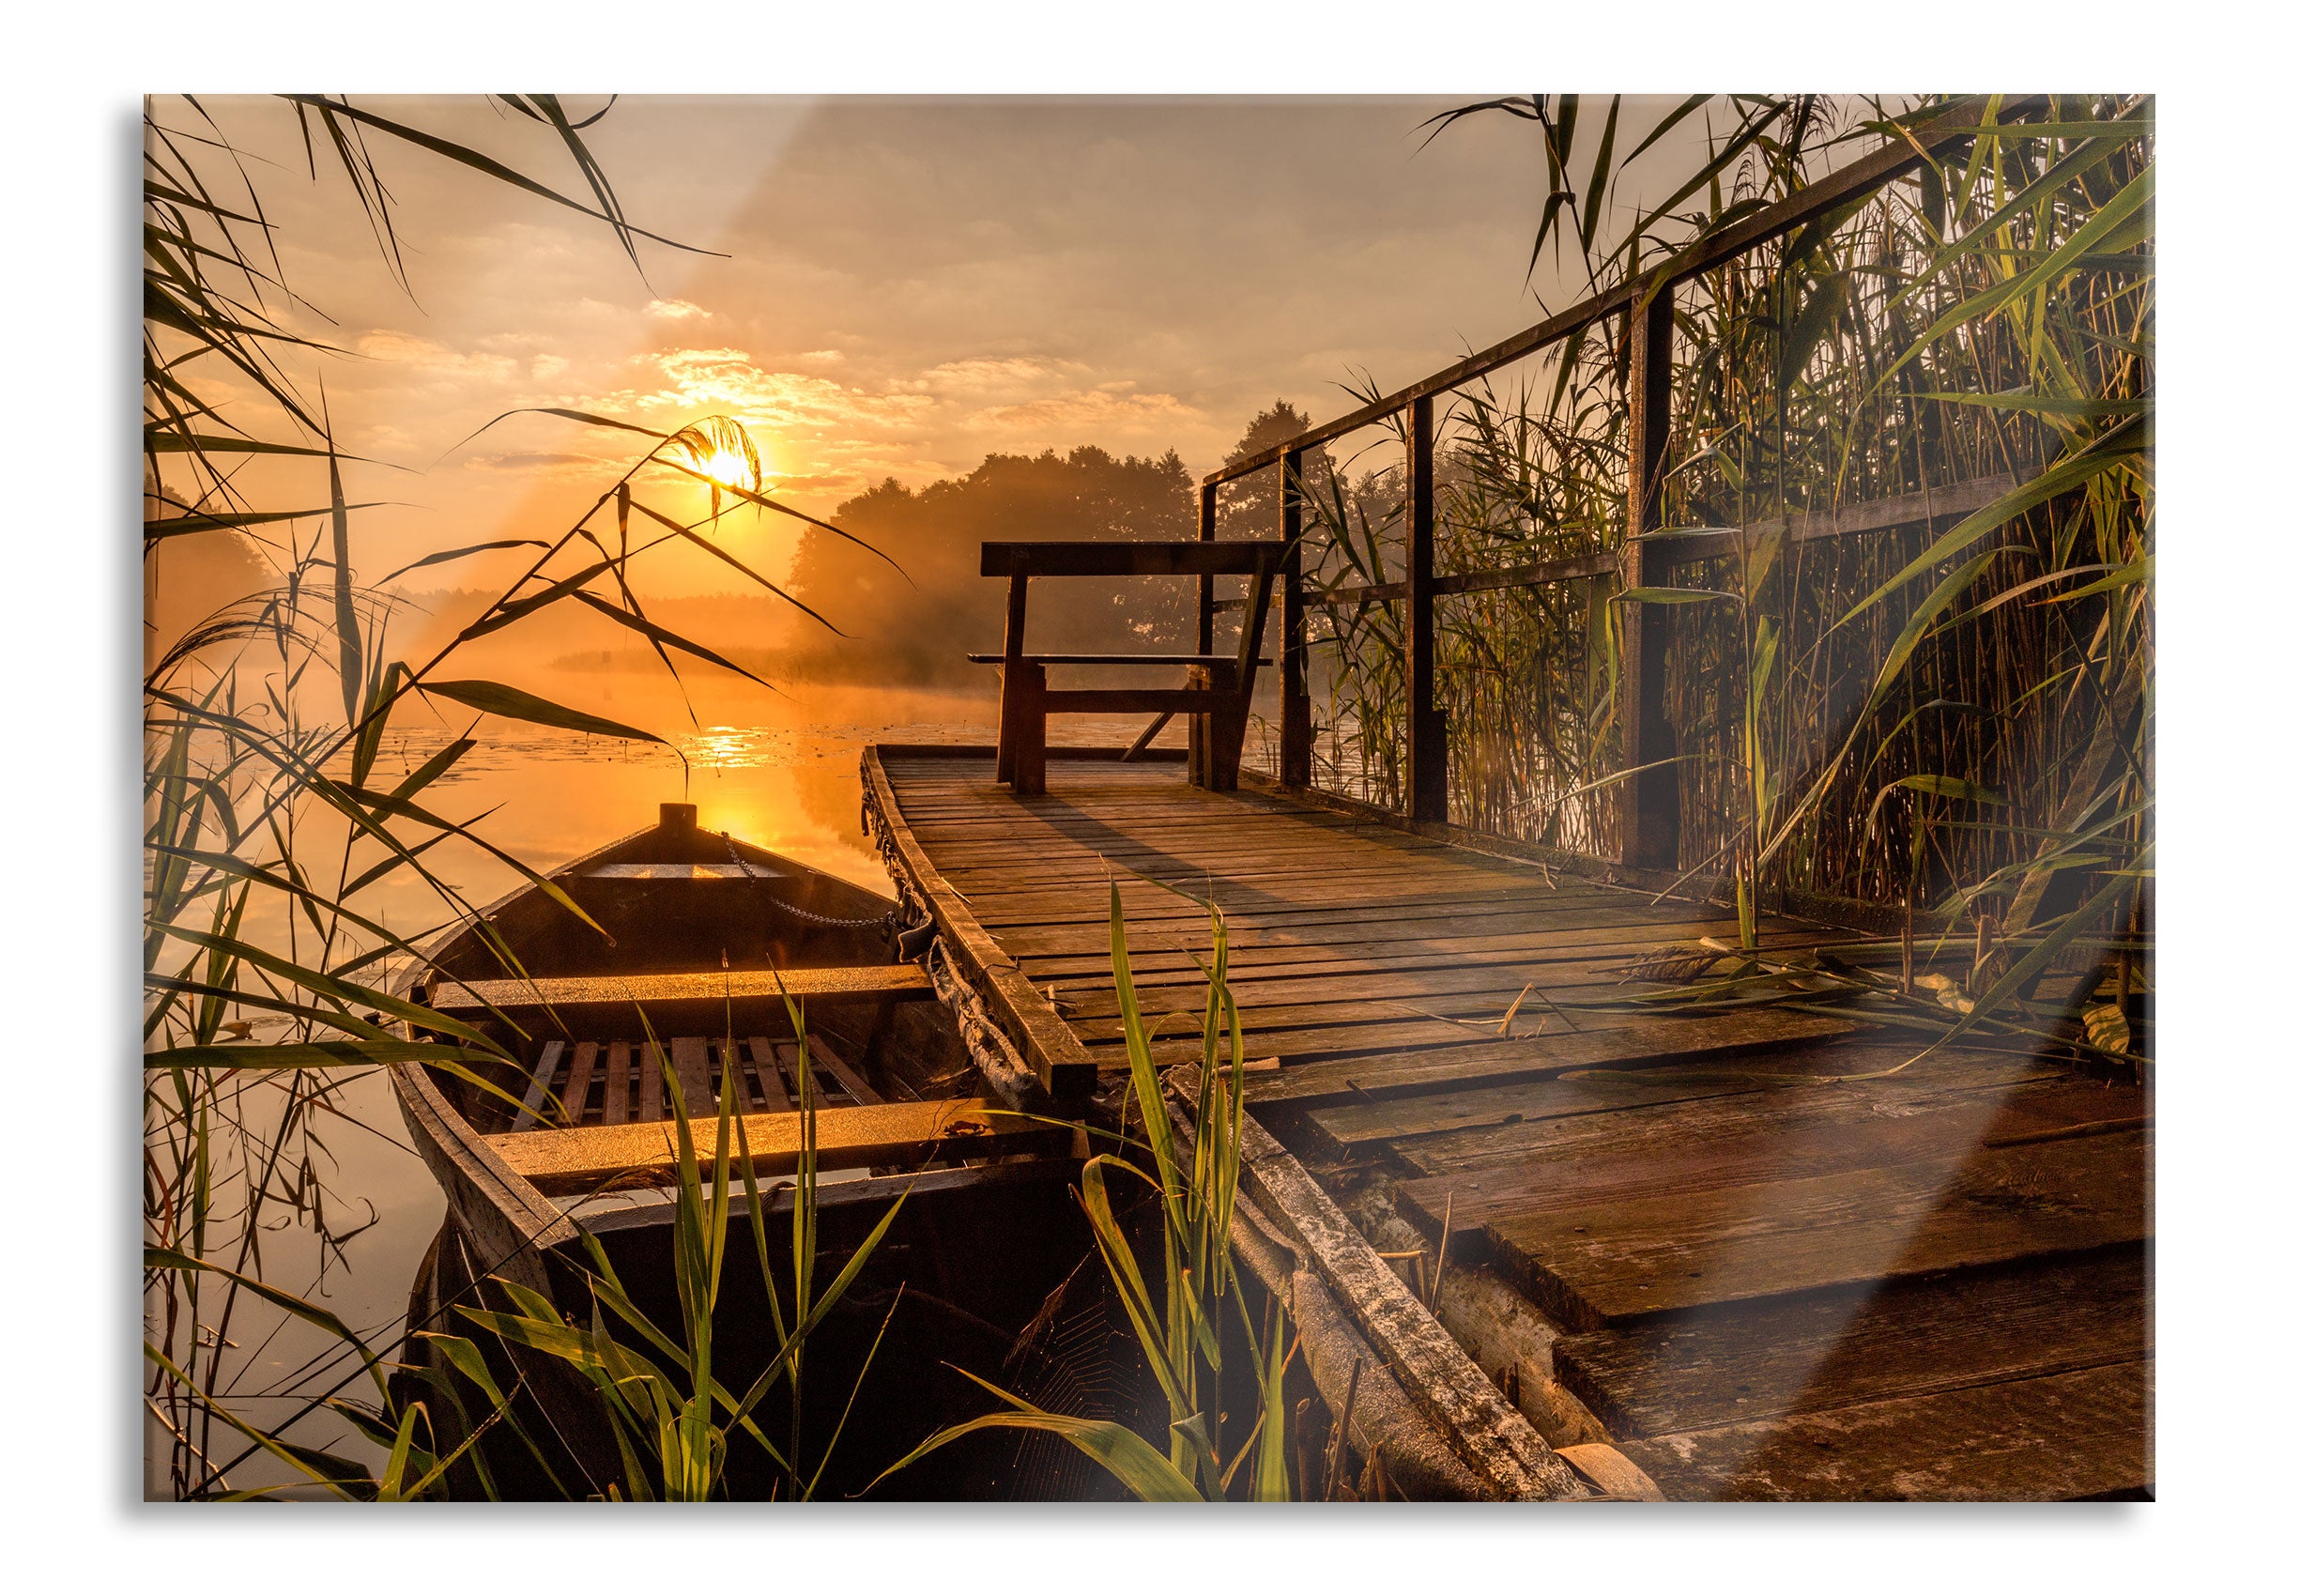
[645,298,713,321]
[354,330,519,382]
[464,449,615,476]
[575,347,935,437]
[967,389,1202,433]
[907,356,1084,393]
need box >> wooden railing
[1193,93,2047,872]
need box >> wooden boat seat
[504,1030,892,1135]
[427,964,933,1014]
[974,538,1286,796]
[489,1091,1065,1194]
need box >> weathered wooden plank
[1615,1358,2152,1502]
[1211,1107,1585,1500]
[1487,1128,2151,1330]
[1390,1056,2140,1182]
[1055,955,1782,1024]
[1243,1009,1856,1108]
[428,964,933,1013]
[863,747,1098,1099]
[637,1039,663,1124]
[602,1041,633,1127]
[1305,1066,1769,1162]
[774,1040,828,1107]
[507,1040,565,1133]
[485,1098,1065,1194]
[670,1036,713,1117]
[578,862,761,880]
[560,1041,599,1128]
[1553,1249,2149,1438]
[1015,919,1810,985]
[748,1036,791,1113]
[806,1030,883,1105]
[983,539,1286,579]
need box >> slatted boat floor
[502,1030,882,1133]
[870,750,2152,1499]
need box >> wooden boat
[387,802,1111,1498]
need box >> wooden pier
[864,745,2152,1501]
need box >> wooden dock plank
[1244,1009,1855,1108]
[1388,1062,2144,1207]
[869,751,2153,1502]
[1485,1128,2151,1330]
[1552,1249,2149,1437]
[1615,1358,2152,1501]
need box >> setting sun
[698,447,756,489]
[674,415,766,497]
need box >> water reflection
[153,670,1187,1496]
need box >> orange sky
[170,95,1730,602]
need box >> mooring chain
[720,830,897,932]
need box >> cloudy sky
[175,95,1710,596]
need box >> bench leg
[995,665,1018,784]
[1010,662,1048,796]
[1208,698,1250,791]
[1185,666,1210,788]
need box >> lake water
[147,676,1187,1496]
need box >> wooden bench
[974,539,1286,795]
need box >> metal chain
[721,831,897,931]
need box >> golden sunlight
[698,447,756,489]
[673,415,766,497]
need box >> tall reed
[142,96,895,1496]
[876,889,1296,1501]
[1272,96,2150,997]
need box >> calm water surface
[149,676,1184,1496]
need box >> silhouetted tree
[1213,400,1340,536]
[788,445,1197,684]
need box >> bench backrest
[981,540,1287,579]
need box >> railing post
[1618,280,1679,872]
[1280,447,1312,787]
[1190,480,1218,785]
[1405,394,1447,823]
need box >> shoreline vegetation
[144,93,2150,1500]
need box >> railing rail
[1191,93,2057,863]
